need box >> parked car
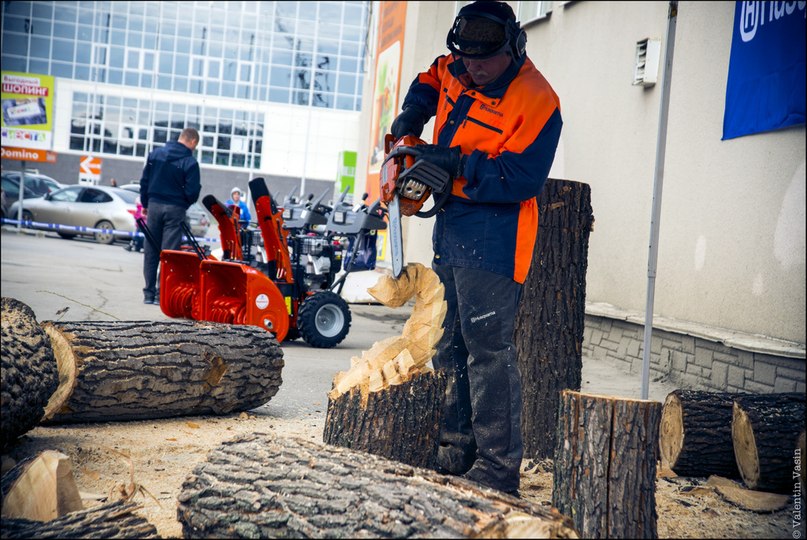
[8,185,138,244]
[114,181,211,238]
[119,182,141,192]
[1,170,63,218]
[186,202,211,238]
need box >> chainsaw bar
[387,195,404,278]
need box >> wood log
[1,500,158,539]
[1,450,83,520]
[659,389,743,478]
[324,263,448,468]
[731,392,806,493]
[0,298,59,450]
[515,179,594,459]
[39,320,284,423]
[323,370,446,468]
[553,390,661,539]
[177,432,578,539]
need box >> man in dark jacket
[389,1,561,496]
[140,128,201,304]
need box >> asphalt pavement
[0,225,677,417]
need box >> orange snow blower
[149,177,353,347]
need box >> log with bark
[0,298,59,450]
[515,179,594,459]
[177,432,578,539]
[39,319,284,423]
[731,392,806,493]
[1,500,158,539]
[324,263,447,468]
[659,389,743,478]
[553,390,661,539]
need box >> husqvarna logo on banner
[723,1,806,139]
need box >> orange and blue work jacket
[401,54,562,283]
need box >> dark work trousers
[143,202,186,300]
[432,262,524,494]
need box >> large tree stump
[732,392,806,493]
[39,320,284,423]
[515,179,594,459]
[553,390,661,539]
[659,389,743,478]
[0,298,59,450]
[1,500,158,539]
[324,263,447,468]
[177,432,578,538]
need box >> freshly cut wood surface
[40,319,284,423]
[0,450,83,521]
[329,262,446,400]
[177,432,579,538]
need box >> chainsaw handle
[384,133,396,154]
[415,189,450,219]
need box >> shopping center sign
[1,71,55,150]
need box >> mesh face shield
[446,14,509,60]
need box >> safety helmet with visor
[446,1,526,60]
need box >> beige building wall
[356,1,805,347]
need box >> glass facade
[2,1,369,169]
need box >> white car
[9,185,138,244]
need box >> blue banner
[723,1,806,140]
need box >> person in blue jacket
[140,128,201,305]
[225,187,251,223]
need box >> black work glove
[390,106,427,139]
[393,144,466,181]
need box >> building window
[69,93,264,170]
[517,1,552,23]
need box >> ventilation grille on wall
[633,38,661,87]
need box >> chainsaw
[380,134,451,278]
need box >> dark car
[1,170,64,218]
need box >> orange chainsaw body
[380,134,429,217]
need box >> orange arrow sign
[80,155,102,175]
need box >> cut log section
[177,432,578,539]
[39,319,284,423]
[0,297,59,450]
[553,390,662,539]
[659,389,743,478]
[515,179,594,459]
[731,392,806,493]
[324,263,447,468]
[323,370,446,468]
[1,500,158,539]
[1,450,83,521]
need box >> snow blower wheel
[297,291,351,348]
